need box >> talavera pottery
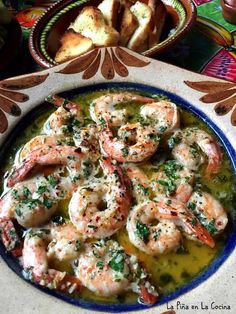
[29,0,196,68]
[0,47,235,314]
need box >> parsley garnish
[136,221,150,242]
[96,261,104,269]
[109,252,125,272]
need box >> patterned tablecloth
[1,0,236,82]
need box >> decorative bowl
[29,0,196,68]
[0,47,235,314]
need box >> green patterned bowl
[29,0,196,68]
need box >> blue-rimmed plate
[0,47,235,314]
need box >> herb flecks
[136,221,150,242]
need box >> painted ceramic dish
[29,0,196,68]
[0,47,235,314]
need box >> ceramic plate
[0,47,235,314]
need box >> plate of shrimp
[0,47,235,313]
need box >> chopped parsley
[47,175,58,188]
[43,198,54,209]
[37,185,47,194]
[109,252,125,272]
[168,135,181,149]
[52,215,65,225]
[88,225,98,230]
[96,261,104,270]
[136,221,150,242]
[188,201,196,211]
[158,179,176,194]
[23,187,30,198]
[205,219,218,235]
[75,240,81,251]
[121,146,129,157]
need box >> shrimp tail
[139,284,158,305]
[7,146,85,187]
[185,218,215,248]
[0,218,22,255]
[59,274,83,293]
[45,95,80,111]
[101,157,132,200]
[7,157,35,187]
[206,142,222,176]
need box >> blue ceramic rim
[0,81,235,312]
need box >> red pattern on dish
[202,49,236,83]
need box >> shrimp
[100,120,159,162]
[127,199,215,255]
[69,158,131,239]
[140,101,180,134]
[22,225,82,293]
[170,127,222,174]
[151,160,195,203]
[7,145,90,188]
[0,176,63,228]
[47,222,83,261]
[73,239,158,303]
[18,135,74,162]
[0,218,22,256]
[187,191,228,235]
[44,95,83,135]
[122,164,150,203]
[90,92,154,127]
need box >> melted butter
[0,88,235,305]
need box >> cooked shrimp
[44,95,83,135]
[22,226,82,293]
[151,160,195,203]
[73,239,158,303]
[170,127,222,174]
[100,120,159,162]
[187,191,228,235]
[7,145,89,187]
[69,158,131,239]
[122,164,150,203]
[140,101,180,133]
[0,176,62,227]
[90,92,154,127]
[0,217,22,255]
[47,222,83,261]
[18,135,74,162]
[127,199,215,255]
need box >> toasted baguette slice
[119,7,139,46]
[98,0,119,27]
[55,29,94,63]
[70,6,119,46]
[127,1,152,53]
[148,0,167,48]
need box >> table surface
[1,0,236,82]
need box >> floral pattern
[0,74,49,133]
[185,80,236,125]
[58,47,150,80]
